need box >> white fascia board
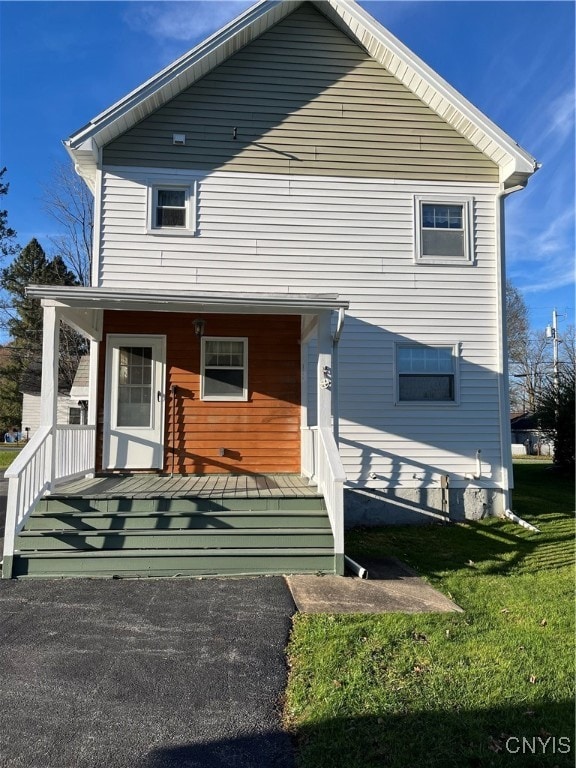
[27,285,349,315]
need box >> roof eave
[65,0,538,188]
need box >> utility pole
[546,309,560,395]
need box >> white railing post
[315,311,346,575]
[40,305,60,492]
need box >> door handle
[157,390,162,402]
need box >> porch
[9,473,334,579]
[2,287,348,579]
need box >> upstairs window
[148,182,197,234]
[415,197,473,264]
[396,344,459,403]
[201,338,248,401]
[155,189,186,228]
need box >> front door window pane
[117,346,153,426]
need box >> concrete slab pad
[286,557,463,614]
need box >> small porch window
[201,337,248,401]
[396,344,459,404]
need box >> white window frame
[414,196,474,265]
[394,342,461,406]
[201,337,248,402]
[147,180,197,235]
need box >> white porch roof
[27,285,349,315]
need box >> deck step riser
[35,497,326,514]
[25,513,331,531]
[16,530,334,551]
[12,552,336,578]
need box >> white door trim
[103,334,166,470]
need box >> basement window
[414,197,473,264]
[396,343,459,404]
[201,338,248,401]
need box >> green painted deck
[10,474,336,579]
[54,473,321,499]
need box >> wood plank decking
[54,473,320,499]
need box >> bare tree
[43,161,93,285]
[509,331,552,412]
[506,280,529,364]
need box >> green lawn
[0,447,22,470]
[284,462,575,767]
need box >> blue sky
[0,0,574,333]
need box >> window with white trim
[414,197,473,264]
[201,338,248,401]
[396,344,458,403]
[148,183,196,234]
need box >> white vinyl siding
[21,394,75,440]
[97,166,502,488]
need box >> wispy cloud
[507,200,575,296]
[124,1,254,44]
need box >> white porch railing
[303,425,345,572]
[2,424,96,578]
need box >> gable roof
[66,0,537,191]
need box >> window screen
[155,189,186,228]
[421,204,465,259]
[202,339,247,400]
[398,345,456,402]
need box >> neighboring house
[510,412,551,456]
[2,0,538,579]
[20,357,90,439]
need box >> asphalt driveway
[0,577,296,768]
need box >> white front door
[104,335,166,470]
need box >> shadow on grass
[138,702,574,768]
[347,462,575,579]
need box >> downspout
[495,183,525,515]
[332,307,346,444]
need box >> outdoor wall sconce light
[193,319,206,337]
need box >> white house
[2,0,537,579]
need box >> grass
[284,462,575,767]
[0,447,22,470]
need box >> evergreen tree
[0,167,19,261]
[0,239,84,430]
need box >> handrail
[5,425,52,479]
[2,424,96,578]
[315,425,345,573]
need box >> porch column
[40,304,60,488]
[316,311,332,430]
[40,305,60,427]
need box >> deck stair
[11,475,335,578]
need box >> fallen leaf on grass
[411,631,428,643]
[488,736,503,753]
[540,618,548,626]
[529,675,538,684]
[500,608,511,613]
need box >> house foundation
[344,487,505,526]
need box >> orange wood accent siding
[97,312,301,474]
